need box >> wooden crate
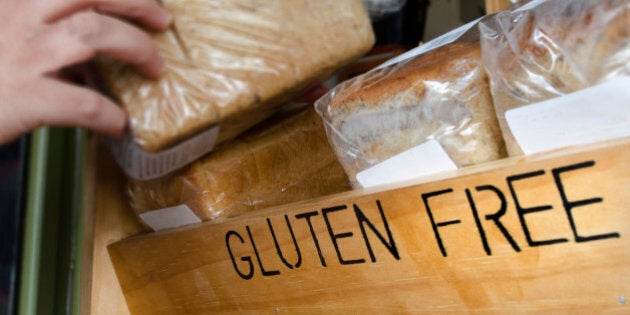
[82,138,630,314]
[61,1,628,313]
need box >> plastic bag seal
[105,124,220,181]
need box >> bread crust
[98,0,374,152]
[482,0,629,155]
[128,107,350,223]
[319,42,506,187]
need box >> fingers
[27,11,164,78]
[27,78,127,138]
[41,0,171,30]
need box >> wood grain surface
[82,140,147,315]
[107,139,630,314]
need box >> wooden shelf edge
[107,138,630,313]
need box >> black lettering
[467,185,521,255]
[246,226,280,277]
[267,215,302,269]
[295,211,327,267]
[354,200,400,262]
[507,171,568,247]
[423,188,460,257]
[466,188,491,255]
[225,230,254,280]
[322,205,365,265]
[552,161,620,242]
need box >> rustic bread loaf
[480,0,630,155]
[97,0,374,152]
[317,42,506,187]
[128,106,350,223]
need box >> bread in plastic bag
[315,23,506,188]
[480,0,630,155]
[97,0,374,152]
[128,104,350,227]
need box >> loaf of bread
[97,0,374,152]
[480,0,630,155]
[128,105,350,223]
[316,42,506,188]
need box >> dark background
[0,137,28,315]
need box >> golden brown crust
[128,106,351,222]
[97,0,374,152]
[329,43,481,116]
[318,42,506,187]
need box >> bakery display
[316,42,506,188]
[97,0,374,152]
[87,1,630,313]
[128,105,350,225]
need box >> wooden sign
[108,140,629,314]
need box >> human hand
[0,0,171,144]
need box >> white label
[506,77,630,155]
[356,140,458,188]
[105,125,220,180]
[139,204,202,231]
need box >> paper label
[139,204,202,231]
[356,140,458,188]
[106,125,220,181]
[506,77,630,155]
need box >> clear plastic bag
[480,0,630,155]
[97,0,374,153]
[508,0,533,9]
[128,104,351,229]
[315,20,506,188]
